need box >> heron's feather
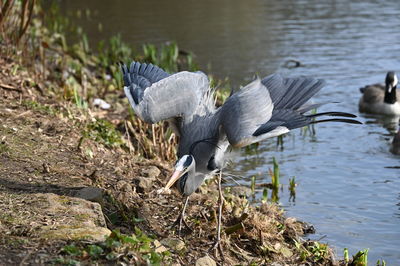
[219,78,273,147]
[253,109,361,136]
[122,62,210,124]
[262,74,326,110]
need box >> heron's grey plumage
[121,61,361,196]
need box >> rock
[142,166,161,179]
[42,226,111,242]
[93,98,111,110]
[160,237,185,252]
[0,193,111,243]
[279,246,293,258]
[136,176,154,191]
[116,180,133,192]
[195,255,216,266]
[230,186,252,198]
[74,187,103,203]
[153,240,168,253]
[115,180,139,201]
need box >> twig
[0,83,22,92]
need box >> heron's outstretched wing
[218,78,274,148]
[121,62,209,124]
[219,75,361,148]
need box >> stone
[195,255,216,266]
[74,187,103,203]
[42,226,111,242]
[160,237,185,252]
[142,166,161,179]
[116,180,133,192]
[153,240,168,253]
[136,176,154,191]
[0,193,111,243]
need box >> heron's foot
[208,238,225,261]
[170,214,192,236]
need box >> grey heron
[359,71,400,115]
[120,61,361,254]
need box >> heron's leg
[209,171,225,260]
[170,196,192,235]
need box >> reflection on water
[60,0,400,263]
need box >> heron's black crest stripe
[178,172,189,194]
[183,155,193,168]
[189,137,220,155]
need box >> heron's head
[385,71,398,93]
[164,155,195,193]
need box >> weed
[376,259,386,266]
[289,176,296,202]
[59,229,167,264]
[250,176,256,194]
[262,188,268,203]
[351,248,368,266]
[307,242,329,263]
[22,100,56,115]
[271,157,280,189]
[83,119,123,148]
[344,248,349,263]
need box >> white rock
[93,98,111,110]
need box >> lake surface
[60,0,400,263]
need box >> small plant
[73,86,88,109]
[376,259,386,266]
[343,247,349,263]
[351,248,369,266]
[22,100,56,115]
[271,157,280,189]
[83,119,123,148]
[262,188,268,203]
[307,242,329,263]
[250,176,256,194]
[59,229,168,264]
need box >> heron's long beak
[164,169,187,190]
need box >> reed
[271,157,280,189]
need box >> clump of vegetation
[82,119,124,148]
[57,229,168,265]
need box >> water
[60,0,400,263]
